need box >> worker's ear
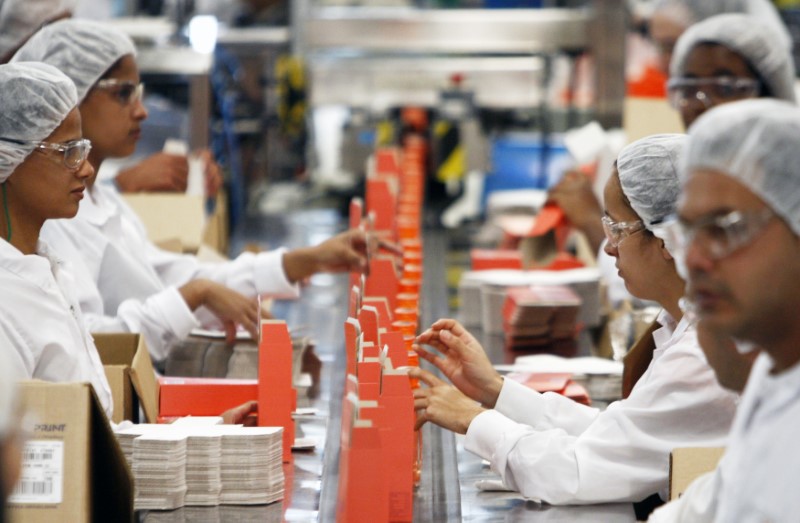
[657,236,673,261]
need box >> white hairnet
[0,0,77,60]
[683,99,800,236]
[0,62,78,183]
[653,0,791,50]
[670,14,797,103]
[617,134,685,229]
[12,19,136,103]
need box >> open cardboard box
[93,333,159,425]
[123,193,206,253]
[7,381,133,523]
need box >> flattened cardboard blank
[669,447,725,500]
[123,193,205,253]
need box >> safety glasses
[666,77,760,110]
[94,79,145,106]
[0,137,92,170]
[601,215,646,248]
[659,208,776,262]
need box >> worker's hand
[415,319,503,408]
[548,170,605,252]
[197,149,223,198]
[697,320,759,393]
[115,152,189,193]
[410,368,485,434]
[282,229,402,283]
[220,400,258,426]
[179,280,260,343]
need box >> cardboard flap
[669,447,725,501]
[94,333,160,424]
[529,204,566,237]
[130,337,160,424]
[89,385,134,522]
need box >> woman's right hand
[179,279,260,343]
[415,319,504,408]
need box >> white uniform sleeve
[0,319,35,380]
[83,287,200,362]
[147,244,300,299]
[494,378,600,434]
[464,337,737,505]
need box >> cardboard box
[123,193,206,253]
[7,381,133,523]
[158,377,259,417]
[669,447,726,500]
[93,333,159,425]
[623,96,684,143]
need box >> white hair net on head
[0,62,78,183]
[653,0,791,49]
[0,0,77,60]
[669,14,797,103]
[617,134,686,259]
[683,99,800,236]
[12,19,136,103]
[617,134,686,229]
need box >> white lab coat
[0,238,113,418]
[649,352,800,522]
[41,182,299,362]
[464,311,738,505]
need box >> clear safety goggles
[666,77,760,110]
[94,79,145,106]
[601,215,646,248]
[658,208,776,262]
[0,137,92,171]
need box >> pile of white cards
[132,433,188,510]
[116,419,284,510]
[218,427,284,505]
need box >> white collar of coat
[0,237,63,291]
[652,309,692,350]
[78,183,116,227]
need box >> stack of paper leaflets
[217,426,284,505]
[132,432,188,510]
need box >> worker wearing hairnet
[0,61,113,418]
[650,99,800,521]
[550,12,796,258]
[668,13,796,128]
[409,135,738,509]
[15,19,395,363]
[0,0,75,63]
[649,0,790,72]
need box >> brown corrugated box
[94,333,159,424]
[7,381,133,523]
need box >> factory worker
[410,134,738,508]
[651,99,800,521]
[550,13,795,257]
[0,0,75,63]
[0,0,220,195]
[15,19,394,362]
[0,61,113,417]
[668,13,796,128]
[649,0,790,73]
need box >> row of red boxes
[337,141,427,523]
